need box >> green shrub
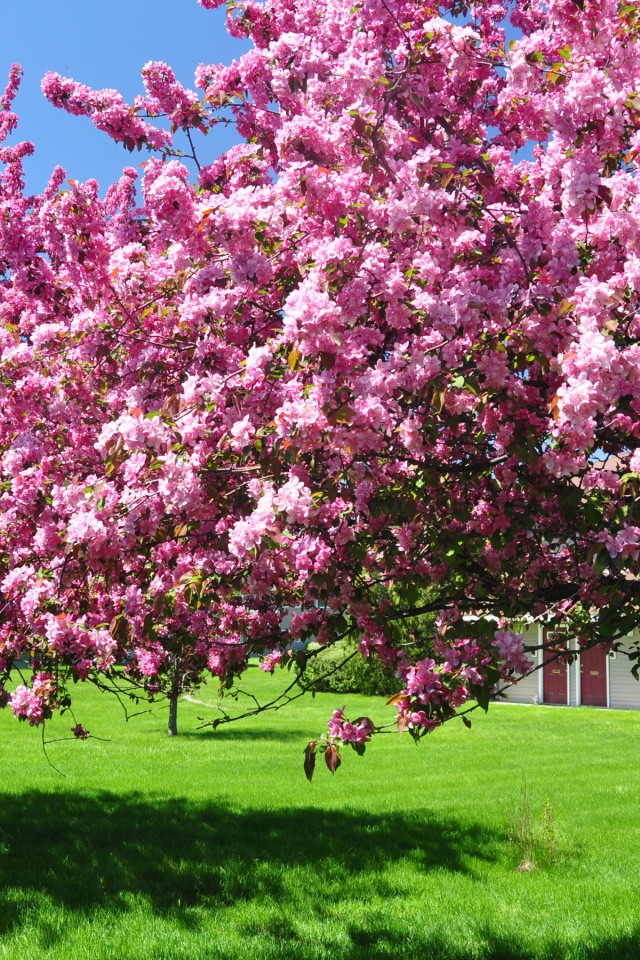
[302,634,433,697]
[303,641,402,696]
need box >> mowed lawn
[1,668,640,960]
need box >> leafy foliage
[304,641,402,697]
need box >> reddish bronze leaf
[324,743,341,774]
[304,742,317,782]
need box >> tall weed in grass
[509,776,535,868]
[508,777,566,871]
[541,796,560,864]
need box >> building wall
[504,628,640,710]
[502,625,541,704]
[569,637,579,706]
[609,637,640,709]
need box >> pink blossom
[10,673,55,726]
[259,650,283,673]
[274,475,314,524]
[229,415,256,452]
[140,61,200,127]
[135,646,167,677]
[404,658,443,703]
[10,685,45,725]
[41,71,170,150]
[409,711,438,731]
[327,708,373,744]
[228,487,275,557]
[492,630,534,678]
[327,707,346,739]
[599,526,640,560]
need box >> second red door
[580,645,608,707]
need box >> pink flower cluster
[404,658,443,702]
[9,673,55,726]
[492,631,534,678]
[259,650,283,673]
[599,526,640,560]
[134,645,167,677]
[327,708,374,744]
[41,72,170,150]
[140,61,201,128]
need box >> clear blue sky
[1,0,249,195]
[2,2,529,196]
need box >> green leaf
[598,619,618,639]
[476,685,491,712]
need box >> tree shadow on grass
[0,792,638,958]
[342,928,640,960]
[0,791,499,928]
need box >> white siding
[492,625,640,711]
[504,672,539,704]
[569,637,578,707]
[609,636,640,710]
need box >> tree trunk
[167,655,181,736]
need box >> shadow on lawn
[343,929,640,960]
[0,791,498,925]
[1,792,639,958]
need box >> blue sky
[1,0,249,195]
[2,2,529,196]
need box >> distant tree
[2,0,640,767]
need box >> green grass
[2,668,640,959]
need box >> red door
[580,645,607,707]
[543,631,568,704]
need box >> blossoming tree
[2,0,640,768]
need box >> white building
[502,625,640,710]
